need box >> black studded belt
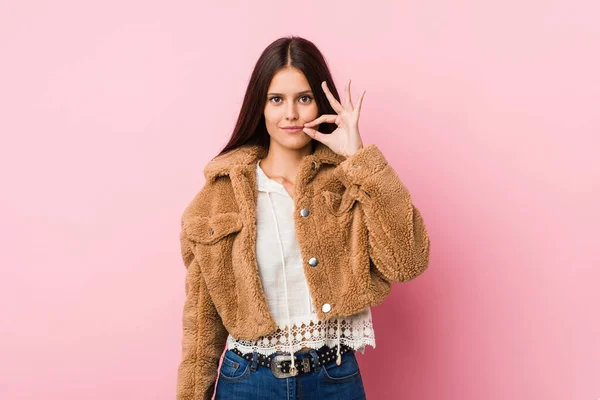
[230,343,354,378]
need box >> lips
[281,126,304,132]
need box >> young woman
[176,36,431,400]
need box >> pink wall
[1,1,598,399]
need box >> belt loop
[309,349,320,372]
[250,350,258,372]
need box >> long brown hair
[215,36,341,158]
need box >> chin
[270,134,313,151]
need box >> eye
[268,95,313,105]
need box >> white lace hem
[226,314,376,356]
[227,335,376,356]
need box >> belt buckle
[301,357,311,373]
[271,354,294,378]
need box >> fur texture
[176,142,431,399]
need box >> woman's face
[264,67,320,151]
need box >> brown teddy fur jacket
[176,141,431,400]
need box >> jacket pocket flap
[183,212,243,244]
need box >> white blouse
[226,158,376,363]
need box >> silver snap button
[352,164,359,168]
[308,257,319,267]
[322,303,331,313]
[300,208,310,217]
[311,161,318,169]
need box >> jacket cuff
[333,144,389,187]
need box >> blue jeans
[214,347,367,399]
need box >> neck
[259,140,314,183]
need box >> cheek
[263,108,280,126]
[303,105,319,121]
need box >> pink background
[1,1,598,399]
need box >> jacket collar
[203,141,346,183]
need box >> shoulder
[181,176,237,224]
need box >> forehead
[267,68,311,92]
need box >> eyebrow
[267,90,313,96]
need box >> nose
[285,102,299,121]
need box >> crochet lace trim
[226,317,376,356]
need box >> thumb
[303,127,331,146]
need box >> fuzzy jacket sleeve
[332,143,431,282]
[176,226,229,400]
